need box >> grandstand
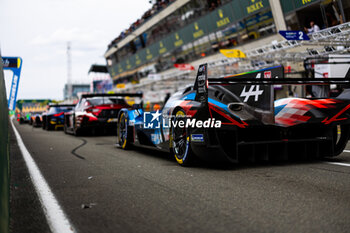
[104,0,350,102]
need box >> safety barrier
[0,58,10,233]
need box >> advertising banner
[1,57,23,111]
[220,49,246,58]
[174,63,195,71]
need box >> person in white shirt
[304,21,320,33]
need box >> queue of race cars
[16,64,350,166]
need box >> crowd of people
[108,0,175,49]
[107,0,227,50]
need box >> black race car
[64,93,142,135]
[42,104,75,130]
[117,64,350,166]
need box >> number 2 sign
[279,31,310,41]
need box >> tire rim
[118,113,127,148]
[172,110,189,163]
[334,124,350,155]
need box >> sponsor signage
[158,41,167,54]
[192,21,205,39]
[116,83,126,89]
[191,134,204,142]
[135,54,142,66]
[174,33,184,47]
[220,49,246,58]
[2,57,23,111]
[280,0,318,14]
[126,59,132,70]
[2,57,19,68]
[174,64,195,71]
[216,9,231,28]
[146,48,154,60]
[109,1,272,77]
[264,71,271,79]
[239,0,269,15]
[279,30,310,40]
[247,0,264,14]
[194,64,208,104]
[294,0,318,9]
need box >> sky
[0,0,151,100]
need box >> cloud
[30,28,106,47]
[1,0,151,99]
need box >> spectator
[326,12,339,27]
[304,21,320,33]
[109,0,174,50]
[209,2,216,11]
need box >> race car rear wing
[194,63,350,92]
[193,64,285,116]
[48,104,76,107]
[81,93,143,98]
[193,63,350,124]
[208,77,350,85]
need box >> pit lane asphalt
[11,120,350,233]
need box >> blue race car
[42,104,75,130]
[117,64,350,166]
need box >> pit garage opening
[283,0,346,31]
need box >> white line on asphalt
[326,162,350,167]
[11,120,75,233]
[343,150,350,153]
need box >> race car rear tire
[47,123,54,131]
[35,117,41,127]
[42,118,46,129]
[171,109,194,166]
[117,112,131,149]
[64,123,68,134]
[64,116,69,134]
[74,126,82,136]
[333,124,350,156]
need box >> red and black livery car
[64,93,142,135]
